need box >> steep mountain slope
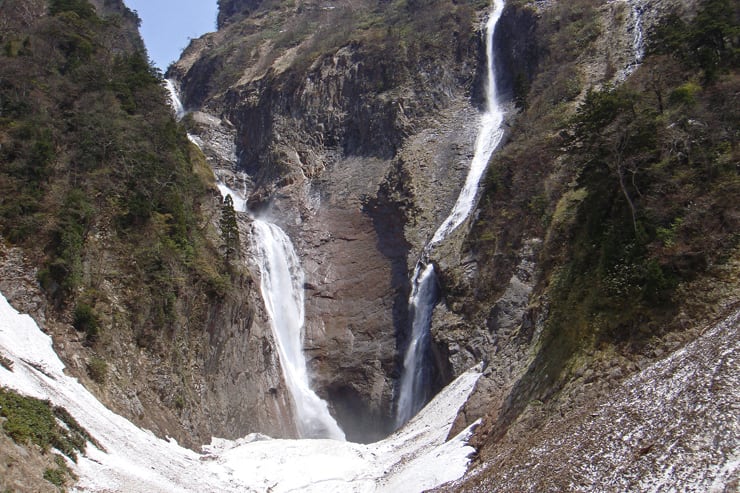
[437,0,739,488]
[0,0,291,453]
[443,0,738,447]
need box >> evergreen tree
[220,194,240,260]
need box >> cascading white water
[217,183,248,213]
[429,0,505,247]
[631,5,645,64]
[251,219,346,440]
[164,78,202,147]
[396,262,438,426]
[626,1,645,75]
[164,79,186,120]
[396,0,506,427]
[165,82,344,440]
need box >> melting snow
[0,292,481,492]
[461,307,740,492]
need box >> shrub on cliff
[0,387,92,461]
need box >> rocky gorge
[0,0,738,490]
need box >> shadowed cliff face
[172,0,493,440]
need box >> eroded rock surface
[170,0,490,440]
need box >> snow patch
[0,292,482,492]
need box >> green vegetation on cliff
[468,0,738,414]
[0,387,94,461]
[0,387,90,489]
[0,0,234,349]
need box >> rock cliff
[171,0,738,450]
[170,0,492,441]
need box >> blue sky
[124,0,219,70]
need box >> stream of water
[165,79,344,440]
[396,0,506,427]
[251,219,346,440]
[164,79,186,120]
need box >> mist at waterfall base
[395,0,506,428]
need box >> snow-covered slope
[0,292,481,492]
[450,306,740,492]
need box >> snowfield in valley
[0,291,481,492]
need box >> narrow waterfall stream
[164,79,186,120]
[164,80,344,440]
[622,0,645,79]
[428,0,506,247]
[396,0,506,427]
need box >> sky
[124,0,219,71]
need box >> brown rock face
[171,0,490,440]
[301,204,400,442]
[216,0,264,28]
[0,228,294,447]
[201,267,297,440]
[289,150,422,441]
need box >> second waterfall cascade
[396,0,506,427]
[163,80,344,440]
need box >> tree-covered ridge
[0,0,232,344]
[552,0,738,340]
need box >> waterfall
[166,79,343,440]
[625,1,645,76]
[630,5,645,64]
[396,0,506,427]
[616,1,645,81]
[164,78,201,147]
[251,220,346,440]
[396,262,438,426]
[429,0,505,247]
[217,183,248,213]
[164,79,186,120]
[213,182,343,440]
[213,179,342,440]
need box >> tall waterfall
[621,1,645,80]
[164,81,344,440]
[396,0,506,427]
[429,0,506,247]
[251,220,346,440]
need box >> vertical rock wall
[172,0,491,440]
